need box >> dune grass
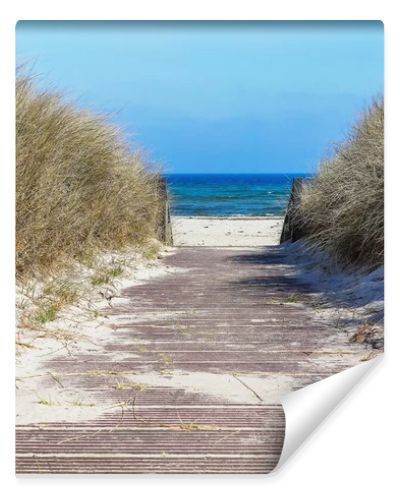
[16,74,165,279]
[296,99,384,268]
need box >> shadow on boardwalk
[228,246,384,313]
[16,245,373,474]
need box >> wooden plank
[280,177,304,243]
[16,246,368,474]
[157,177,173,245]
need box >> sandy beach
[172,216,284,246]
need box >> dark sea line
[166,173,309,217]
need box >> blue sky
[16,21,383,174]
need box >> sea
[166,173,308,217]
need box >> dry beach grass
[16,73,164,279]
[297,100,384,268]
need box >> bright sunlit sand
[172,215,284,246]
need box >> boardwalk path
[16,246,368,473]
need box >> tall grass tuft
[16,74,164,278]
[296,99,384,268]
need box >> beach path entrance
[172,216,284,246]
[16,222,368,474]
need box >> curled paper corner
[275,355,383,471]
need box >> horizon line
[164,172,310,175]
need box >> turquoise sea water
[166,174,308,216]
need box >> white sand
[15,246,182,425]
[172,216,284,246]
[123,370,297,405]
[283,241,384,345]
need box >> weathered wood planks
[16,246,368,474]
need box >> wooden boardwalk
[16,246,368,474]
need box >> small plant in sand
[24,278,81,325]
[71,399,96,407]
[285,293,303,303]
[114,381,145,391]
[37,396,55,406]
[33,305,59,324]
[42,279,80,304]
[91,263,124,287]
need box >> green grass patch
[285,293,303,303]
[91,263,125,287]
[34,304,59,324]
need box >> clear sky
[16,21,383,174]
